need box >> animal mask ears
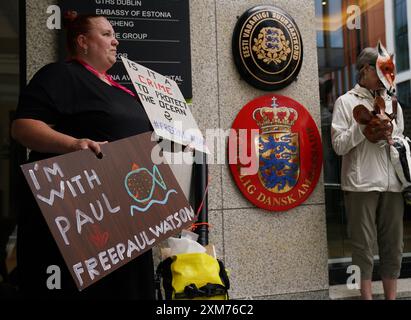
[376,40,396,95]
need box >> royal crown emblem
[252,97,298,133]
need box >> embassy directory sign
[58,0,192,99]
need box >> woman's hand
[71,138,108,158]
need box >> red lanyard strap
[74,59,136,97]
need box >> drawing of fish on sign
[124,163,177,215]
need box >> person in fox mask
[331,42,404,300]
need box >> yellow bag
[155,252,230,300]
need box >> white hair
[356,47,378,82]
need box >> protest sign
[121,57,209,153]
[21,132,195,290]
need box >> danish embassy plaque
[21,132,195,290]
[232,6,303,91]
[58,0,192,99]
[228,95,322,211]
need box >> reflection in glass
[316,0,325,47]
[329,0,343,48]
[394,0,410,72]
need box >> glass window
[398,80,411,108]
[394,0,410,72]
[328,0,343,48]
[316,0,325,47]
[398,80,411,136]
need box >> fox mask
[352,41,398,145]
[376,40,396,96]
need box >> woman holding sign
[12,11,154,299]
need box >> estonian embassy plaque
[232,5,303,91]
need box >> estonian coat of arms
[252,27,291,65]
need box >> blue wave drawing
[130,189,177,215]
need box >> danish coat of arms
[253,97,299,193]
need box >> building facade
[0,0,410,299]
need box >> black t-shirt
[16,60,152,161]
[15,61,155,299]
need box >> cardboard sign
[121,57,209,153]
[21,132,195,290]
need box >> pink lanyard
[74,59,136,97]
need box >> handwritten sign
[21,132,195,290]
[121,57,209,153]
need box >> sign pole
[194,151,208,246]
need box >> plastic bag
[155,252,230,300]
